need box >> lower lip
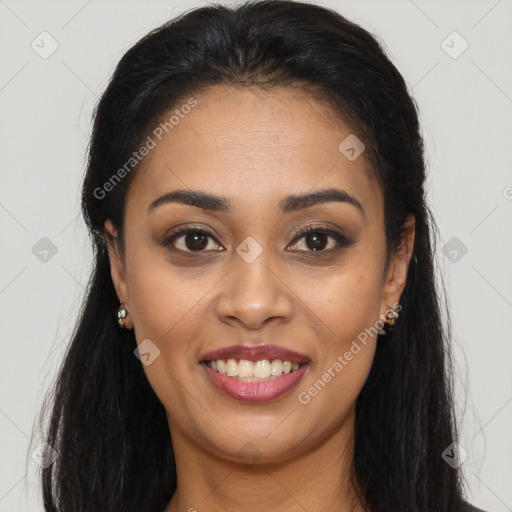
[201,362,309,403]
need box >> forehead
[126,84,381,218]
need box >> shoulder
[462,501,488,512]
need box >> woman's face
[106,85,414,464]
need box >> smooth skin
[105,85,415,512]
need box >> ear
[379,215,415,316]
[104,219,132,328]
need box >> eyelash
[162,224,352,256]
[289,225,351,253]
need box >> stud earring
[384,306,399,333]
[386,309,399,326]
[117,302,129,329]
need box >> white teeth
[206,358,304,380]
[253,359,271,379]
[238,359,254,378]
[270,359,283,376]
[217,360,227,374]
[226,358,238,377]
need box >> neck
[164,407,366,512]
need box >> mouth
[203,358,307,381]
[200,344,310,403]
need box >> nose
[216,251,294,330]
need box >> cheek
[296,339,376,439]
[127,247,210,340]
[124,256,210,412]
[296,259,383,341]
[124,249,218,402]
[292,257,382,407]
[294,269,380,429]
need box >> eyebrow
[147,187,365,217]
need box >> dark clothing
[463,502,487,512]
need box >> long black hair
[35,1,468,510]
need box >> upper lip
[200,344,309,364]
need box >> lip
[200,343,309,365]
[201,361,309,403]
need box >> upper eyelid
[167,224,342,239]
[291,225,344,237]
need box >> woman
[36,1,486,511]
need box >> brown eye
[163,228,223,253]
[303,231,330,251]
[181,232,209,251]
[288,226,352,254]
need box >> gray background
[1,0,511,510]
